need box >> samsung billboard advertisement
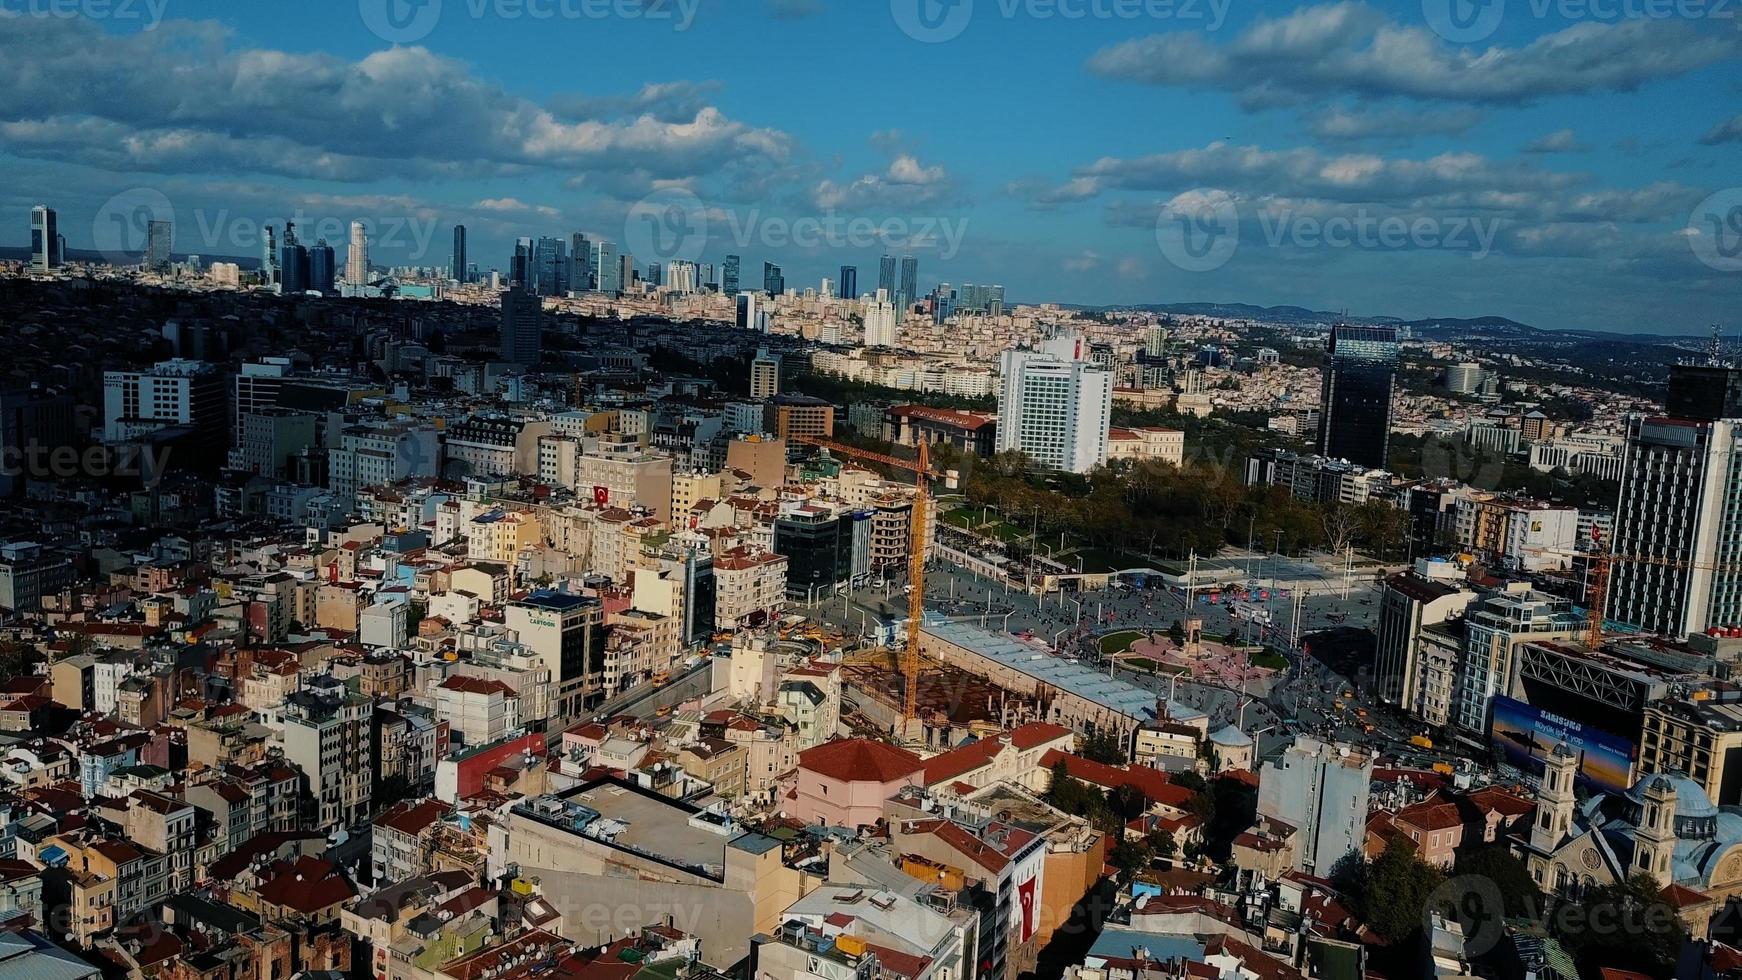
[1489,695,1636,795]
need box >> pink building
[790,738,923,828]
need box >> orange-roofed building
[791,738,924,828]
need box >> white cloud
[1087,2,1740,108]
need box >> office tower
[452,225,468,282]
[722,254,742,295]
[863,289,898,348]
[29,205,58,273]
[897,255,918,311]
[512,238,534,287]
[278,223,309,294]
[1318,324,1399,470]
[736,292,764,332]
[1608,364,1742,636]
[593,241,621,295]
[533,236,568,297]
[763,262,785,297]
[996,335,1113,475]
[345,220,369,285]
[1257,737,1374,876]
[500,288,543,364]
[750,349,781,400]
[839,265,858,300]
[619,254,635,293]
[878,254,897,295]
[308,239,337,295]
[571,232,592,291]
[821,278,834,300]
[931,284,955,324]
[145,219,172,271]
[262,225,279,286]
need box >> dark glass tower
[308,239,336,295]
[839,265,858,300]
[1318,324,1399,470]
[452,225,468,283]
[722,254,741,294]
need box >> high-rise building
[863,289,898,348]
[594,241,621,295]
[345,220,369,285]
[736,292,765,332]
[308,239,337,295]
[839,265,858,300]
[452,225,468,283]
[570,232,592,291]
[878,254,897,296]
[1609,364,1742,636]
[512,238,534,288]
[500,288,543,365]
[1318,324,1399,470]
[619,253,635,293]
[29,205,59,273]
[897,255,918,311]
[278,223,309,294]
[262,225,279,287]
[722,254,742,295]
[145,219,172,271]
[763,261,785,297]
[533,236,568,297]
[665,260,698,294]
[996,335,1113,475]
[750,349,781,400]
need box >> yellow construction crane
[1529,534,1742,645]
[793,435,946,722]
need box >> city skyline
[0,1,1737,332]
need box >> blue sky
[3,0,1740,332]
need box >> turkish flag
[1017,875,1038,942]
[593,485,610,506]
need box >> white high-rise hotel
[996,334,1112,475]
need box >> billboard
[1489,695,1636,795]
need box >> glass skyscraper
[145,219,172,271]
[722,254,741,295]
[878,254,897,296]
[1318,324,1399,470]
[897,255,918,311]
[839,265,858,300]
[452,225,468,283]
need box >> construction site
[836,645,1061,751]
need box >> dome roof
[1209,725,1252,746]
[1627,772,1720,821]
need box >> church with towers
[1517,741,1742,936]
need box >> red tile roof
[253,856,357,914]
[799,738,923,784]
[375,798,452,836]
[1040,750,1194,809]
